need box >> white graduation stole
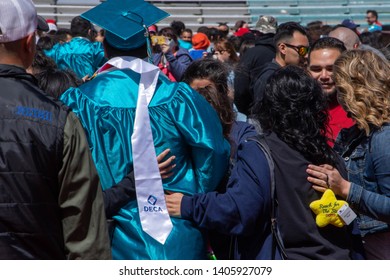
[98,57,173,244]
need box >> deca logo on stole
[144,195,163,212]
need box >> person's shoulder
[231,121,257,142]
[253,60,279,83]
[239,132,269,155]
[370,123,390,146]
[177,47,190,55]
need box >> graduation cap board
[81,0,169,50]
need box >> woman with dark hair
[166,65,362,259]
[182,58,258,259]
[182,59,256,168]
[152,27,192,81]
[182,59,235,139]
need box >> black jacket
[234,34,276,115]
[265,131,361,259]
[0,65,69,259]
[250,60,280,111]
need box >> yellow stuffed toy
[309,189,347,227]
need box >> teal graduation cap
[81,0,169,50]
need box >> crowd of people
[0,0,389,260]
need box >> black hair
[103,38,148,59]
[70,16,92,38]
[359,31,384,49]
[217,23,229,38]
[159,27,178,42]
[309,36,346,63]
[170,20,186,37]
[273,21,307,47]
[208,27,223,43]
[36,36,55,51]
[182,28,193,35]
[35,68,83,99]
[98,29,105,37]
[227,35,243,53]
[239,39,255,57]
[30,50,57,75]
[182,59,234,138]
[253,65,337,165]
[197,26,210,37]
[54,28,72,43]
[366,10,378,19]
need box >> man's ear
[22,33,36,69]
[25,33,36,54]
[278,43,287,55]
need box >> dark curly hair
[253,65,337,165]
[182,59,234,139]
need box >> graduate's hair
[36,68,83,100]
[253,65,338,165]
[70,16,92,38]
[182,59,234,139]
[30,50,57,75]
[103,38,148,59]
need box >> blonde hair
[333,49,390,135]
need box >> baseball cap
[81,0,169,50]
[0,0,38,43]
[234,27,250,37]
[148,25,157,34]
[256,15,278,34]
[46,19,58,33]
[37,16,49,32]
[341,19,360,30]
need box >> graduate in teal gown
[44,16,106,79]
[60,0,230,260]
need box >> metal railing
[33,0,389,30]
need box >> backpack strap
[247,134,288,260]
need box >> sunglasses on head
[284,43,310,57]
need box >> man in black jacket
[250,22,309,114]
[234,15,277,115]
[0,0,111,259]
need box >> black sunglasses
[284,43,310,57]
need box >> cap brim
[81,0,169,41]
[37,15,49,32]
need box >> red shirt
[327,103,354,147]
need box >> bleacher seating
[33,0,390,31]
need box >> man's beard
[326,89,338,105]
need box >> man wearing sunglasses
[250,22,309,109]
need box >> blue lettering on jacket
[15,106,52,123]
[144,206,163,212]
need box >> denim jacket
[334,123,390,237]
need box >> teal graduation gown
[60,66,230,259]
[45,37,107,79]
